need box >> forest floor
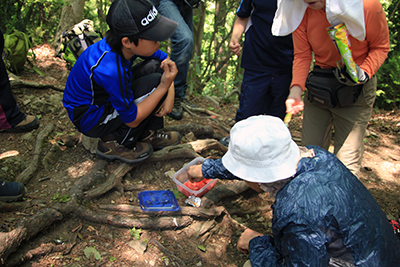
[1,44,400,267]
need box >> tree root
[188,139,228,154]
[84,162,131,199]
[74,206,194,230]
[9,74,64,92]
[164,123,222,140]
[182,105,222,119]
[1,122,246,264]
[84,144,200,198]
[16,123,55,185]
[5,242,75,267]
[98,204,227,218]
[0,208,64,263]
[201,181,250,208]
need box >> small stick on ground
[149,238,186,267]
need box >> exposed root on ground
[0,122,246,265]
[16,123,55,185]
[9,74,64,92]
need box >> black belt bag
[306,66,363,108]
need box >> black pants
[84,59,167,149]
[0,29,25,129]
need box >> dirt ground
[1,44,400,267]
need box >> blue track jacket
[63,38,167,133]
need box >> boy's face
[121,37,160,60]
[133,39,160,57]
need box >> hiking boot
[1,115,40,133]
[167,98,183,120]
[96,140,153,164]
[182,98,198,109]
[0,180,25,202]
[141,130,181,150]
[219,135,230,147]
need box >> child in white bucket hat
[188,115,400,266]
[221,115,299,184]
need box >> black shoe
[141,130,181,150]
[96,140,153,164]
[182,98,198,109]
[1,115,40,133]
[0,180,25,202]
[167,98,183,120]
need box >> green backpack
[58,19,102,69]
[2,30,34,74]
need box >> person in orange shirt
[272,0,390,176]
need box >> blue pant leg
[235,70,291,122]
[264,72,292,120]
[0,29,25,129]
[235,71,272,122]
[155,0,193,99]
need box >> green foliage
[172,187,185,199]
[375,0,400,109]
[0,0,106,45]
[0,0,64,43]
[52,192,71,203]
[83,246,101,260]
[129,227,142,240]
[197,244,206,252]
[375,50,400,109]
[2,0,400,109]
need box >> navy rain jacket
[201,146,400,266]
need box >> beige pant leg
[302,92,334,151]
[332,76,376,176]
[301,76,377,176]
[243,259,252,267]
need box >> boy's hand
[160,59,178,90]
[237,228,264,254]
[187,164,204,182]
[155,96,173,117]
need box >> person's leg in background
[235,70,271,123]
[0,29,39,132]
[301,94,334,151]
[264,72,292,121]
[221,71,291,146]
[332,76,377,177]
[156,0,194,120]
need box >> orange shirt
[291,0,390,91]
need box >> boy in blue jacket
[63,0,181,164]
[188,115,400,266]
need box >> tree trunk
[193,4,206,59]
[52,0,86,54]
[214,0,228,79]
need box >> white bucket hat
[222,115,300,183]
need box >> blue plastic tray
[138,190,180,212]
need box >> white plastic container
[172,157,217,197]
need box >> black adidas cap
[106,0,178,41]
